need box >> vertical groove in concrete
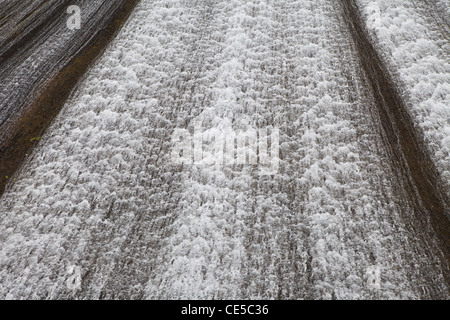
[338,0,450,289]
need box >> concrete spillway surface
[0,0,139,194]
[0,0,449,299]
